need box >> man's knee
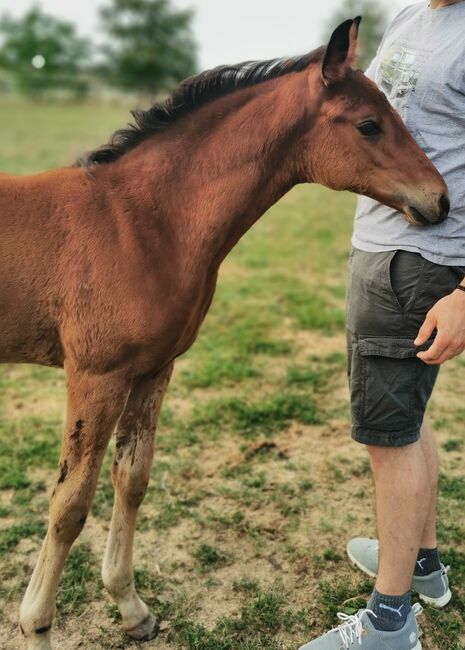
[366,440,418,472]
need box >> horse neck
[111,71,312,269]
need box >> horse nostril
[439,194,450,218]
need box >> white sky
[6,0,414,69]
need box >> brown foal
[0,18,449,650]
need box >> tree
[0,7,90,97]
[99,0,197,95]
[324,0,389,71]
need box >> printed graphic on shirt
[378,46,419,100]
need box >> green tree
[324,0,389,71]
[99,0,197,95]
[0,7,90,97]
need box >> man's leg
[369,419,440,597]
[368,440,431,596]
[347,417,450,610]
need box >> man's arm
[415,280,465,364]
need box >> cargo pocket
[358,336,421,433]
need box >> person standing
[299,1,465,648]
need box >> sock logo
[410,632,417,644]
[379,603,404,618]
[416,558,426,570]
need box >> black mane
[78,47,325,166]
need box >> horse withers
[0,17,448,650]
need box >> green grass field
[0,99,464,650]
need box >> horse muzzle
[404,192,450,227]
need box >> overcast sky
[7,0,414,70]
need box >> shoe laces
[336,609,375,648]
[412,602,423,617]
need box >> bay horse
[1,18,449,650]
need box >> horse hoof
[125,612,160,642]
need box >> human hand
[415,285,465,365]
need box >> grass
[0,98,464,650]
[188,391,321,439]
[56,545,98,618]
[0,519,46,553]
[171,589,309,650]
[194,544,229,571]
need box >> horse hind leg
[101,362,173,641]
[19,367,131,650]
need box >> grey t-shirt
[352,1,465,265]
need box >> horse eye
[357,120,382,137]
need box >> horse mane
[78,46,325,166]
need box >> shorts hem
[351,427,420,447]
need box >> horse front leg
[101,362,173,641]
[19,366,131,650]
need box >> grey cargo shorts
[347,247,465,447]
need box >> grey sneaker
[347,538,451,608]
[297,604,422,650]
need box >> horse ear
[322,16,362,85]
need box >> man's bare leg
[367,440,431,595]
